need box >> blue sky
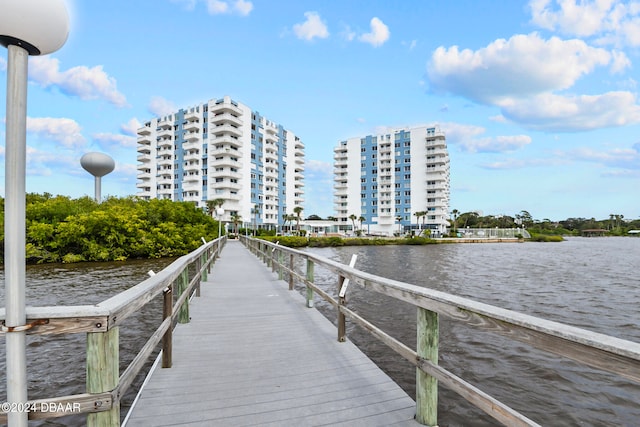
[1,0,639,221]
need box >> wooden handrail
[0,236,226,424]
[242,235,640,426]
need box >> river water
[1,237,639,426]
[304,237,640,427]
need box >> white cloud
[481,157,567,170]
[293,12,329,41]
[93,133,137,149]
[27,117,86,148]
[460,135,532,153]
[176,0,253,15]
[427,32,638,132]
[0,57,6,71]
[121,118,142,136]
[29,56,128,108]
[441,122,531,153]
[148,96,177,117]
[529,0,640,47]
[234,0,253,16]
[207,0,228,14]
[171,0,197,11]
[500,91,640,131]
[427,33,614,104]
[560,144,640,169]
[358,17,390,47]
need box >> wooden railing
[241,236,640,427]
[0,236,226,425]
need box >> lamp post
[216,207,224,238]
[1,1,69,425]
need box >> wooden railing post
[288,254,294,290]
[177,270,189,324]
[270,247,275,272]
[201,252,207,282]
[162,285,173,368]
[278,250,283,280]
[305,258,314,308]
[86,327,119,427]
[337,275,346,342]
[195,257,202,297]
[416,307,439,426]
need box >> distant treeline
[450,210,640,236]
[0,194,220,264]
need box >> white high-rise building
[334,125,450,237]
[137,96,305,230]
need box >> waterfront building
[333,125,449,237]
[136,96,305,230]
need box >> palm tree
[451,209,459,234]
[206,198,225,218]
[414,211,426,236]
[348,214,357,235]
[251,205,260,236]
[358,216,365,234]
[230,213,241,235]
[293,206,303,235]
[395,215,403,235]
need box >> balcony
[137,153,151,162]
[138,134,152,145]
[184,110,199,122]
[158,157,173,167]
[158,138,173,148]
[137,171,151,180]
[184,151,200,162]
[138,126,152,135]
[183,173,200,183]
[158,128,173,139]
[265,132,278,144]
[212,123,242,137]
[157,176,172,185]
[183,140,200,151]
[210,100,242,116]
[210,157,238,168]
[211,134,242,147]
[183,120,200,132]
[184,161,200,171]
[184,131,200,142]
[210,112,242,127]
[212,180,241,191]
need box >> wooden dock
[124,240,419,426]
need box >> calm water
[1,238,639,426]
[304,237,640,427]
[0,257,175,426]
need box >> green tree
[293,206,304,235]
[348,214,357,234]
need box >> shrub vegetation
[0,194,220,263]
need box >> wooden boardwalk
[124,240,419,426]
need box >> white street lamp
[1,1,69,425]
[216,207,224,238]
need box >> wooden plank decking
[124,240,419,426]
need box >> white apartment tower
[334,126,450,236]
[137,96,305,229]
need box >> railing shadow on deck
[0,236,226,426]
[241,235,640,427]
